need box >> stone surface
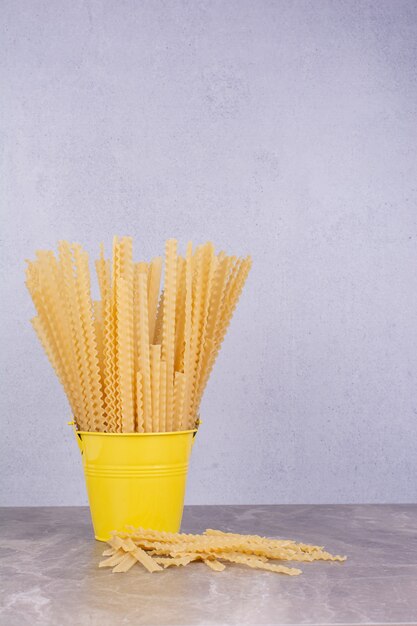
[1,505,416,625]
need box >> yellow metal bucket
[71,425,196,541]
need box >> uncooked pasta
[26,237,251,432]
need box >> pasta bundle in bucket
[26,238,251,539]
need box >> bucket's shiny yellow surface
[71,426,196,541]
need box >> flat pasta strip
[147,257,162,342]
[154,555,199,568]
[153,291,164,345]
[99,550,126,568]
[99,526,346,576]
[203,558,226,572]
[111,236,122,430]
[174,256,186,372]
[150,345,161,432]
[73,244,105,430]
[112,552,137,573]
[182,242,193,429]
[117,276,135,432]
[173,371,186,431]
[161,239,177,431]
[215,552,302,576]
[137,271,152,431]
[159,359,167,432]
[135,371,145,432]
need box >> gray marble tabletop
[0,504,416,626]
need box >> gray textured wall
[1,0,417,506]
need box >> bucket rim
[68,421,197,437]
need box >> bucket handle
[68,420,84,454]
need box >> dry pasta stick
[202,558,226,572]
[153,291,164,344]
[99,550,126,568]
[43,252,85,422]
[94,248,112,424]
[32,254,79,409]
[182,242,193,429]
[136,261,148,274]
[173,371,186,431]
[57,243,91,429]
[119,237,134,282]
[119,238,135,432]
[93,300,105,403]
[124,546,163,573]
[150,345,161,432]
[159,359,167,432]
[154,555,200,568]
[110,536,163,573]
[26,259,81,421]
[111,236,122,431]
[194,253,228,400]
[73,244,105,430]
[214,552,301,576]
[116,277,135,432]
[73,246,101,428]
[62,244,96,429]
[194,257,252,414]
[137,271,152,431]
[135,371,144,433]
[31,315,78,417]
[174,256,186,372]
[131,263,147,428]
[102,280,118,431]
[101,527,346,575]
[162,239,177,431]
[185,245,205,428]
[191,244,216,417]
[95,245,111,303]
[147,257,162,342]
[112,553,137,573]
[96,260,109,424]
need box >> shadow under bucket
[70,424,197,541]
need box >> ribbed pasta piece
[137,271,152,431]
[150,345,161,432]
[117,277,135,432]
[161,239,177,431]
[147,257,162,342]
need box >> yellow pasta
[26,237,251,434]
[98,526,346,576]
[191,244,216,418]
[135,371,144,433]
[173,371,186,431]
[161,239,177,431]
[182,242,193,428]
[153,291,164,345]
[111,237,122,431]
[95,245,110,303]
[185,245,206,428]
[147,257,162,342]
[159,359,167,432]
[116,277,135,432]
[150,345,161,432]
[57,243,91,429]
[137,271,152,432]
[93,300,104,401]
[174,256,186,372]
[26,259,81,422]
